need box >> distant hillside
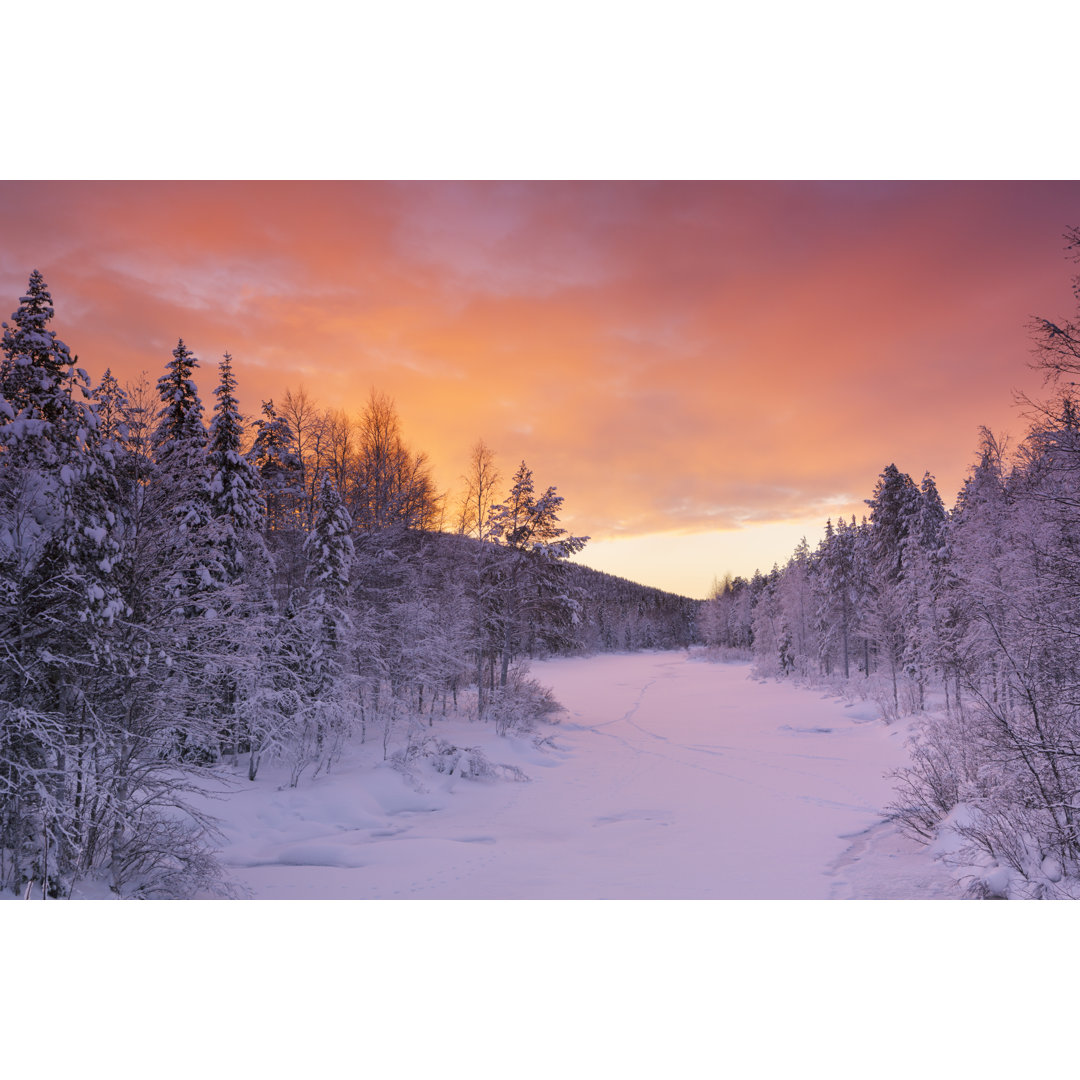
[561,560,702,652]
[355,527,702,658]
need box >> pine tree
[866,464,921,581]
[489,462,588,690]
[147,340,227,762]
[826,517,863,679]
[209,352,266,566]
[0,272,125,894]
[292,475,355,784]
[248,398,304,602]
[206,352,273,762]
[243,600,306,782]
[92,368,127,443]
[1,269,77,429]
[862,465,922,711]
[155,339,205,449]
[777,537,816,676]
[249,399,302,532]
[151,339,221,610]
[899,473,948,708]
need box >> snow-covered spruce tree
[884,435,1004,845]
[249,399,302,530]
[889,421,1080,896]
[245,596,306,782]
[750,567,783,676]
[487,462,587,730]
[92,368,128,443]
[248,398,303,604]
[897,473,948,710]
[291,474,355,785]
[490,462,587,682]
[861,464,922,715]
[953,422,1080,891]
[947,431,1013,706]
[776,537,819,677]
[0,271,78,425]
[148,339,228,762]
[151,340,219,610]
[814,517,862,679]
[208,353,266,579]
[886,226,1080,896]
[70,342,233,897]
[0,272,126,895]
[207,352,274,765]
[67,345,235,897]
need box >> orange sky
[2,181,1077,597]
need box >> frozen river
[214,650,959,898]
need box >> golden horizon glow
[571,521,843,600]
[2,181,1076,597]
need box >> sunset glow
[3,180,1077,597]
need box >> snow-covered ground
[198,650,960,899]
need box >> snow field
[197,649,960,899]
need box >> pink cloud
[1,181,1076,555]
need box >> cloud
[1,180,1076,591]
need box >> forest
[700,227,1080,898]
[11,227,1080,902]
[0,272,698,898]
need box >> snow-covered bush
[106,808,237,899]
[941,801,1080,900]
[865,673,903,723]
[485,664,564,736]
[390,735,529,787]
[887,705,987,845]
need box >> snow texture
[193,651,961,899]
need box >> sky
[2,180,1078,598]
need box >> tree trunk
[500,622,511,688]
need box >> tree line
[701,227,1080,898]
[0,272,699,898]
